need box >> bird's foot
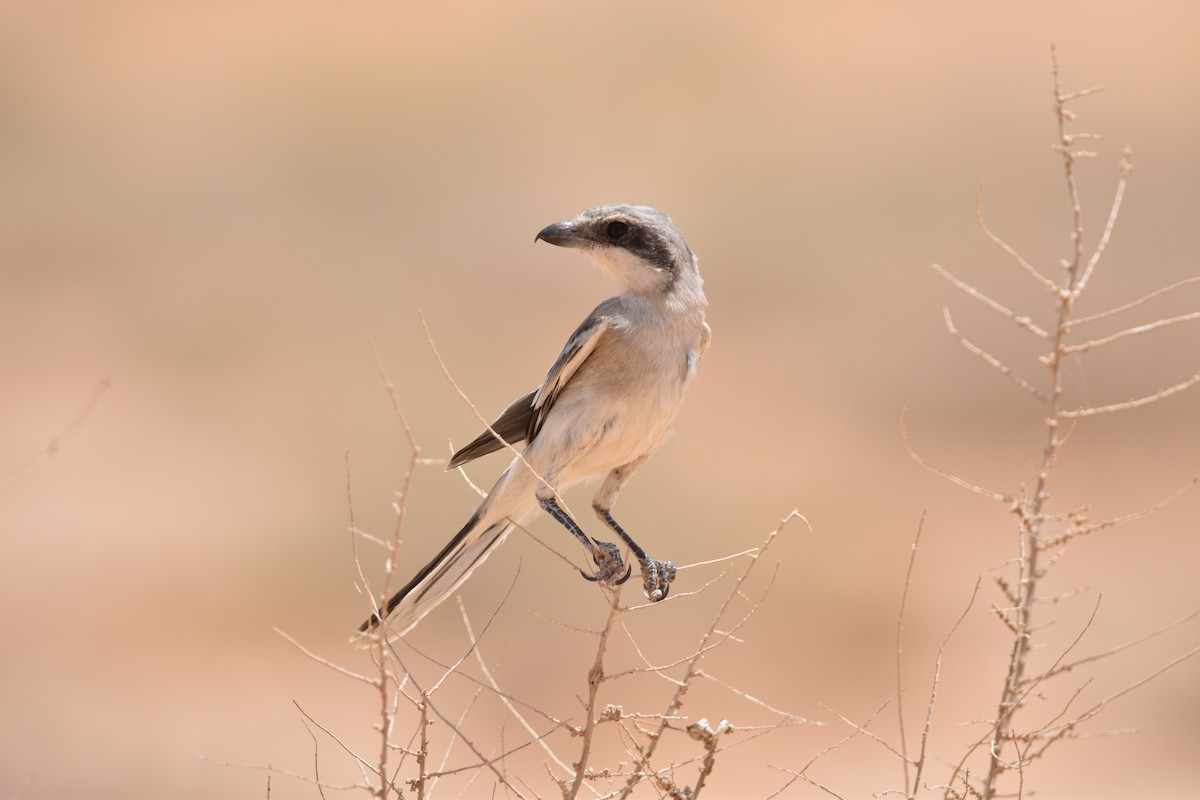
[579,540,633,586]
[639,556,677,602]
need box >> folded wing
[447,312,611,470]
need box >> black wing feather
[446,389,538,470]
[445,310,610,470]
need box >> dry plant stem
[977,47,1119,798]
[900,405,1011,504]
[1038,474,1199,549]
[456,598,579,783]
[825,705,908,764]
[299,719,330,800]
[894,512,927,795]
[1065,274,1200,329]
[427,687,485,795]
[1058,370,1200,418]
[923,47,1200,798]
[368,335,419,451]
[1072,147,1131,299]
[275,627,378,686]
[387,639,532,800]
[365,339,430,798]
[932,263,1049,338]
[415,691,430,800]
[768,696,895,800]
[1030,644,1200,744]
[200,755,361,792]
[374,661,396,799]
[1005,596,1104,735]
[769,766,845,800]
[615,511,805,799]
[1061,310,1200,354]
[356,337,427,636]
[1028,607,1200,684]
[693,742,719,798]
[696,669,809,721]
[942,307,1048,402]
[388,611,573,730]
[911,580,981,797]
[294,701,380,784]
[974,184,1058,295]
[568,586,624,800]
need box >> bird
[356,204,711,641]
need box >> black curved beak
[535,220,587,248]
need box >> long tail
[354,510,515,644]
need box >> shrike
[357,204,710,640]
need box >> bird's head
[535,204,700,298]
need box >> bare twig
[570,585,624,799]
[428,567,521,695]
[771,695,895,798]
[294,700,381,784]
[300,719,328,800]
[1066,275,1200,329]
[1028,607,1200,685]
[1058,370,1200,418]
[199,753,362,792]
[823,704,908,762]
[768,765,846,800]
[1010,595,1103,716]
[932,263,1049,338]
[368,335,418,452]
[274,628,378,686]
[411,684,535,800]
[353,340,430,644]
[924,46,1199,800]
[696,669,813,722]
[1072,148,1132,299]
[1039,474,1199,548]
[942,308,1049,401]
[900,405,1012,504]
[456,597,579,784]
[914,579,981,796]
[426,685,483,797]
[616,511,806,799]
[975,183,1059,295]
[1061,310,1200,354]
[894,511,927,794]
[1039,644,1200,736]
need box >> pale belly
[535,367,693,486]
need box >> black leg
[594,505,676,602]
[538,495,631,586]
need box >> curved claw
[582,562,632,584]
[577,540,629,586]
[641,558,678,602]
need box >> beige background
[2,2,1198,797]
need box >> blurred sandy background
[3,2,1199,797]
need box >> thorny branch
[613,511,809,799]
[894,512,926,794]
[917,45,1199,799]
